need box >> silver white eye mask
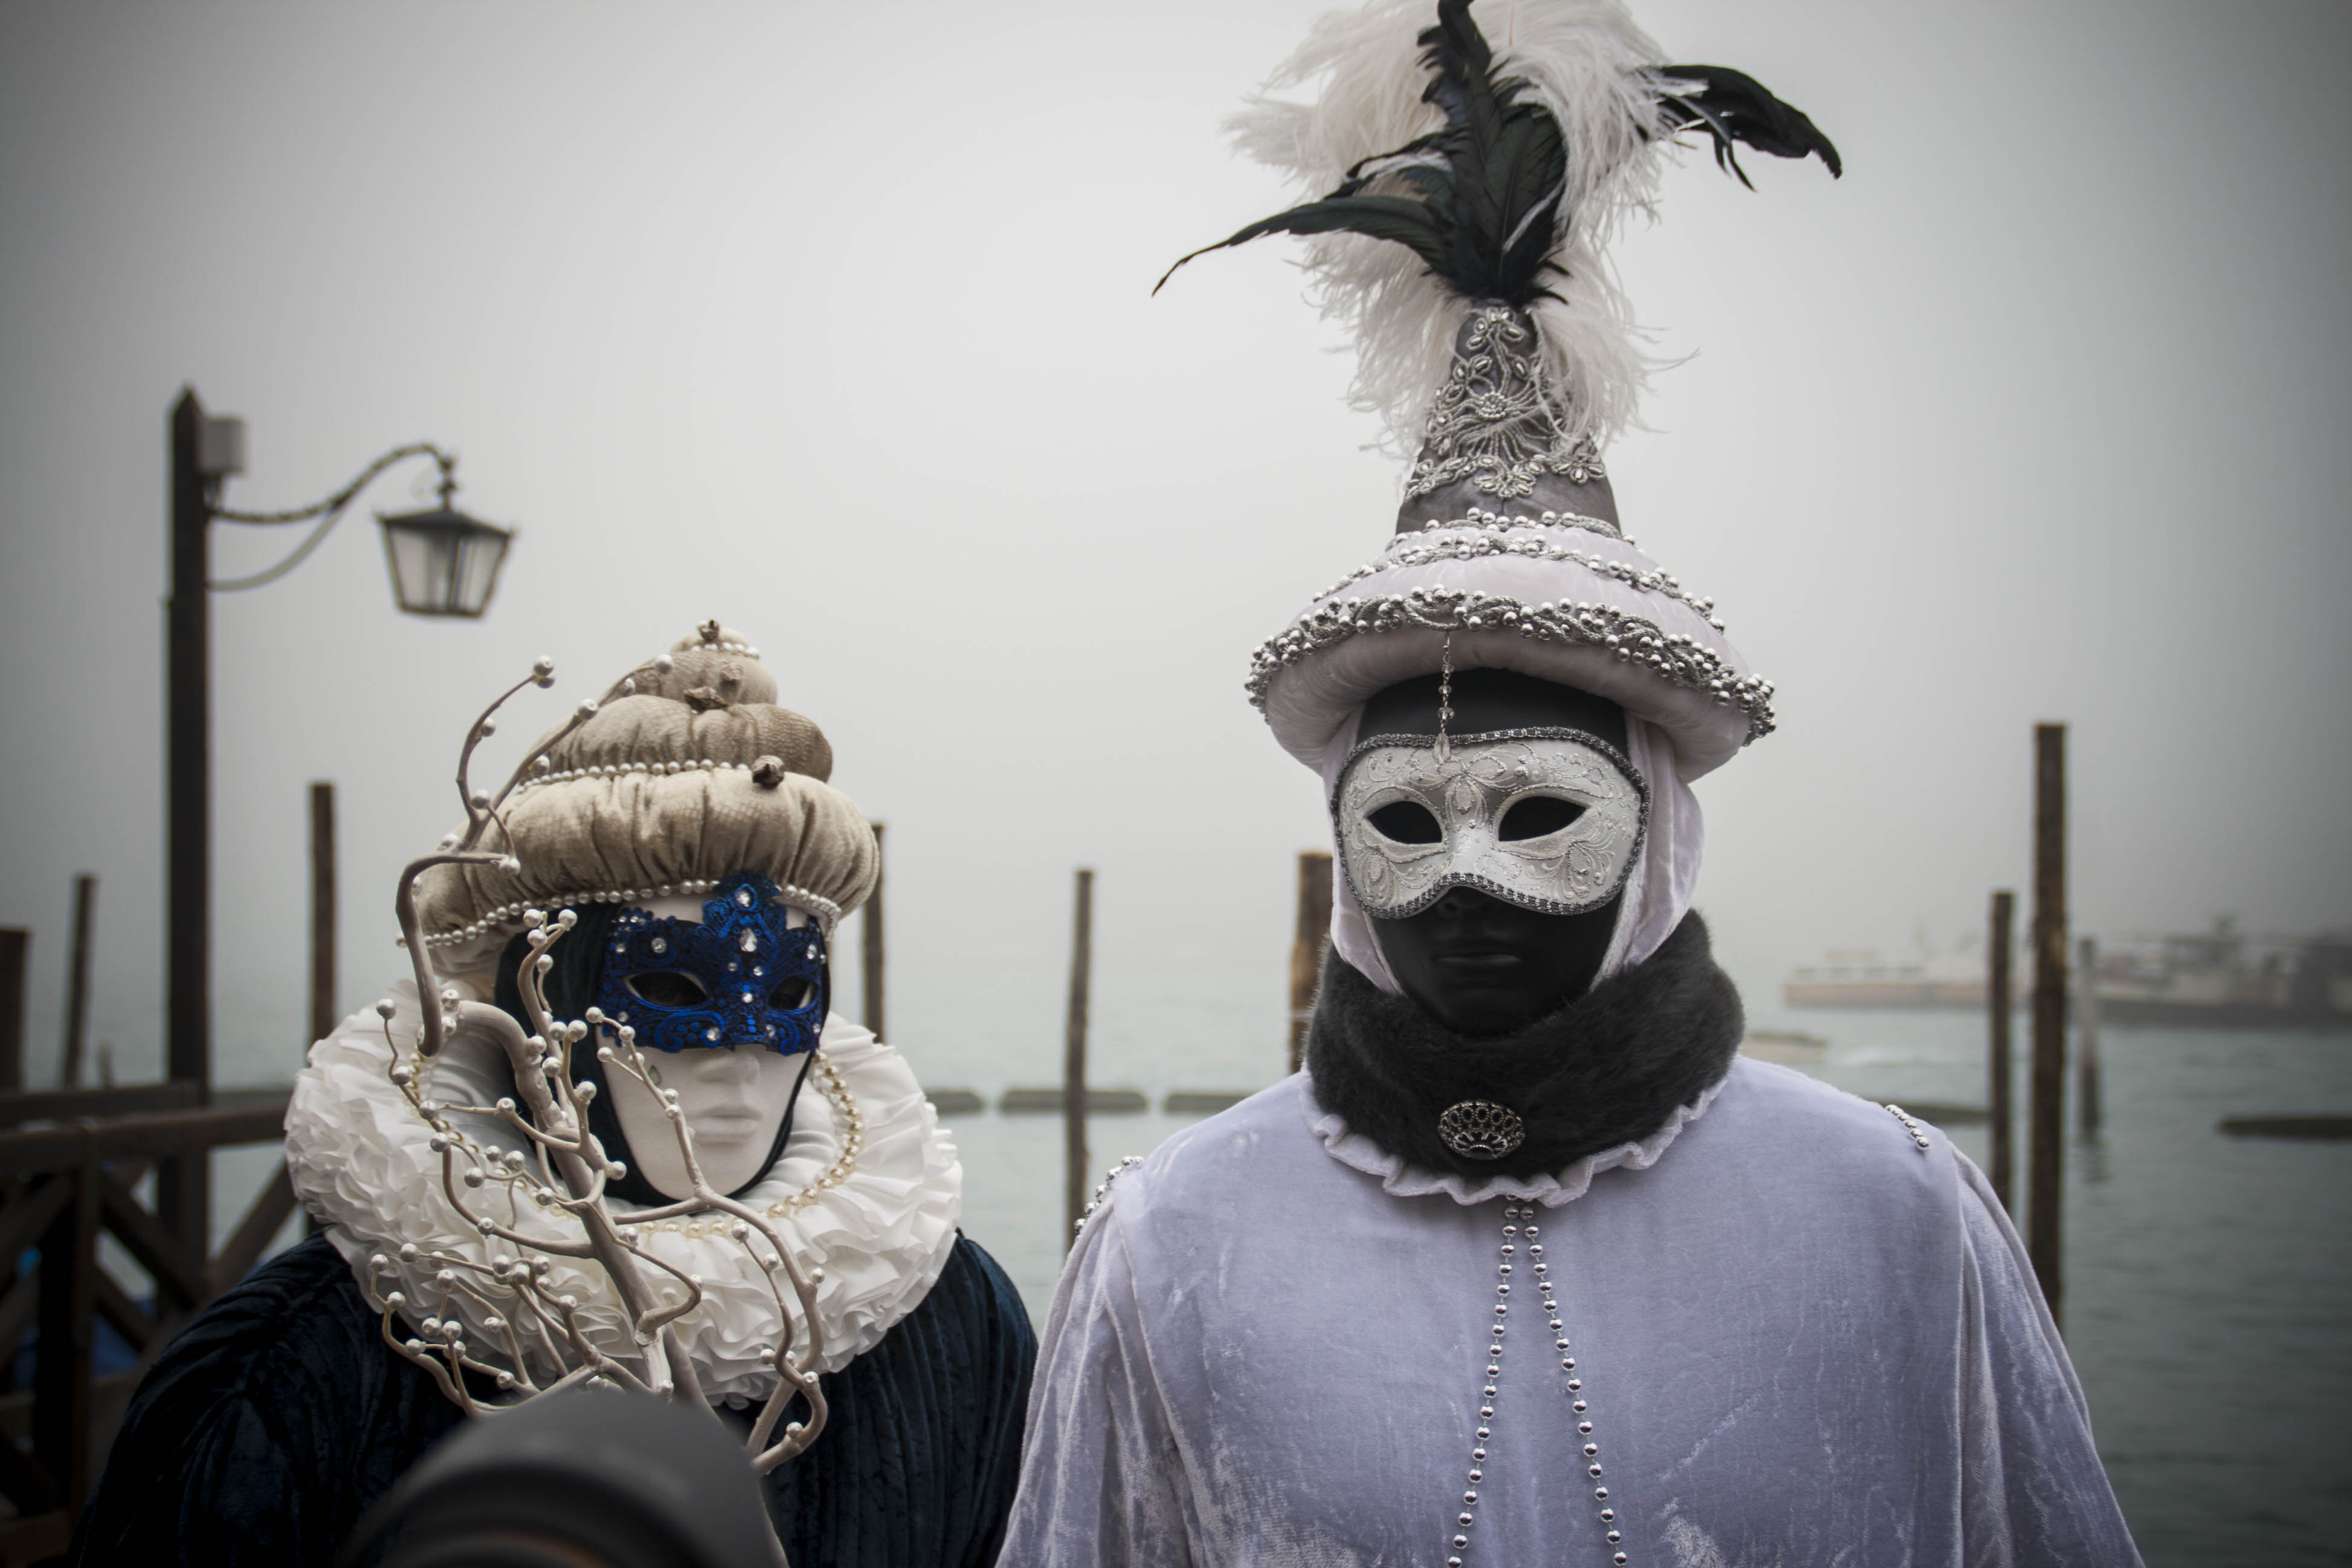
[1334,728,1650,920]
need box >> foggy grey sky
[2,0,2347,1093]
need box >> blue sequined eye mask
[593,872,828,1055]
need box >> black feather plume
[1157,0,1566,302]
[1155,4,1840,298]
[1653,64,1841,187]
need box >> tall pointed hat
[1163,0,1837,978]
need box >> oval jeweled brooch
[1438,1100,1525,1160]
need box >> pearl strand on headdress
[423,879,846,947]
[516,756,785,792]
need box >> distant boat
[2093,923,2352,1029]
[1783,945,1987,1010]
[1785,920,2352,1030]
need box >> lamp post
[162,386,512,1247]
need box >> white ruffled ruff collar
[1299,1065,1722,1207]
[287,981,962,1400]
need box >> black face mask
[1359,669,1629,1036]
[1307,912,1743,1179]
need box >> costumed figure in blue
[1003,2,2143,1563]
[73,622,1035,1566]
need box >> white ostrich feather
[1229,0,1671,457]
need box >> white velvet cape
[1002,1059,2142,1567]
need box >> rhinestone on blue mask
[594,872,827,1055]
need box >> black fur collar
[1304,913,1744,1181]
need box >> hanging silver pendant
[1446,1204,1625,1566]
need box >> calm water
[214,1002,2350,1564]
[942,1008,2352,1566]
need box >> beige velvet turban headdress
[415,622,878,984]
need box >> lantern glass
[377,508,513,618]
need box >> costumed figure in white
[73,623,1036,1567]
[1002,4,2142,1564]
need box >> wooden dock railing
[0,1085,294,1563]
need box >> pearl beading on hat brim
[1246,586,1775,742]
[1405,506,1620,538]
[422,878,846,947]
[518,757,780,792]
[1315,518,1728,630]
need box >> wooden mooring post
[0,930,24,1096]
[1289,851,1333,1075]
[308,785,336,1051]
[1987,889,2016,1213]
[62,876,96,1089]
[863,823,886,1044]
[161,390,212,1264]
[1062,869,1094,1247]
[2028,723,2068,1328]
[2076,936,2103,1136]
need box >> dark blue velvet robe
[69,1231,1034,1566]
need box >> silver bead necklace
[1446,1203,1625,1566]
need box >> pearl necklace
[1448,1203,1625,1566]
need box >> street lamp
[379,505,513,619]
[158,385,515,1245]
[201,421,513,618]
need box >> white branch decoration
[369,657,827,1559]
